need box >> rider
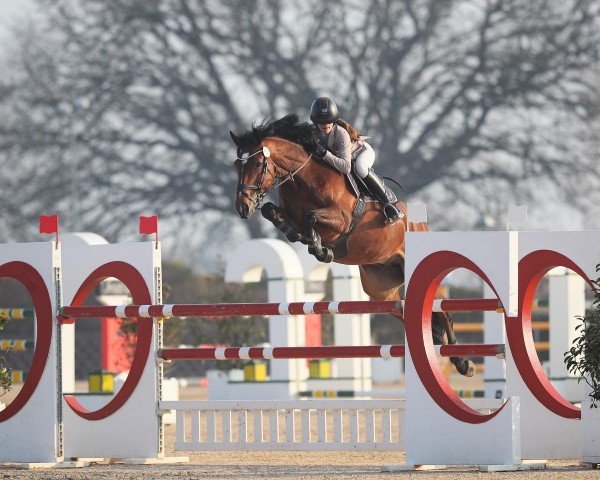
[308,97,402,224]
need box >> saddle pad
[345,173,361,198]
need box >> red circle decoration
[506,250,586,420]
[404,251,507,424]
[63,261,152,421]
[0,262,53,422]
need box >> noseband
[235,146,311,210]
[235,146,274,210]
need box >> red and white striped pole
[159,343,504,361]
[59,298,503,320]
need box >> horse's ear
[230,131,241,147]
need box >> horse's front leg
[301,210,335,263]
[261,202,306,243]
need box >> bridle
[235,145,311,210]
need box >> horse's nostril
[241,204,249,218]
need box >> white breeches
[354,142,375,179]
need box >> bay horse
[230,114,475,377]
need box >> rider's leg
[355,144,402,224]
[354,142,375,179]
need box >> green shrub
[564,263,600,408]
[0,315,14,396]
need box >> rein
[236,148,312,210]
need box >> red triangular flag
[39,214,59,234]
[139,215,158,235]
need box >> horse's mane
[237,114,318,151]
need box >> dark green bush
[0,315,14,396]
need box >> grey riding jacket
[314,124,365,175]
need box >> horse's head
[230,131,277,219]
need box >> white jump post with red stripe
[0,241,66,465]
[58,234,184,463]
[399,224,523,469]
[504,231,600,459]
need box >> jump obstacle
[0,209,598,469]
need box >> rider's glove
[308,142,328,159]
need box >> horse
[229,114,475,377]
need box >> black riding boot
[362,171,403,224]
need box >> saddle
[345,172,397,203]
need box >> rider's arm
[321,127,352,174]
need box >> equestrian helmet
[310,97,339,124]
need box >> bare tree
[0,0,598,254]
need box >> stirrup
[383,203,403,225]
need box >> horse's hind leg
[432,312,476,377]
[302,211,333,263]
[359,262,475,377]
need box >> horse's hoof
[320,249,334,263]
[451,357,476,377]
[458,360,476,377]
[308,246,333,263]
[261,202,276,219]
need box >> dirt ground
[0,451,597,480]
[1,376,598,479]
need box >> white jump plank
[167,399,406,452]
[317,409,326,443]
[174,441,403,452]
[333,409,343,442]
[175,410,185,445]
[253,410,263,443]
[398,408,405,447]
[301,409,310,443]
[382,409,391,443]
[349,410,359,443]
[237,410,247,443]
[191,410,200,443]
[161,399,402,411]
[206,410,216,443]
[269,410,279,442]
[222,411,231,443]
[285,409,294,443]
[365,409,375,442]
